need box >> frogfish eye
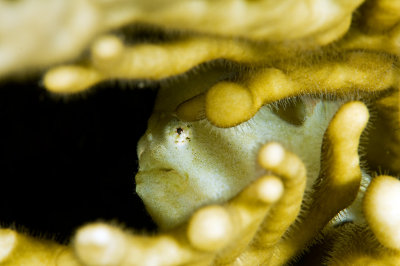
[166,121,193,146]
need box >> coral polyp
[2,0,400,265]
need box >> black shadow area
[0,77,158,242]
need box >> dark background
[0,74,158,243]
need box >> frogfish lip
[135,168,196,229]
[135,168,176,185]
[135,168,189,195]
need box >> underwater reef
[2,0,400,265]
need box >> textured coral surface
[2,0,400,265]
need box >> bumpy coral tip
[206,82,256,127]
[44,66,101,94]
[364,175,400,250]
[74,223,126,266]
[258,142,285,168]
[329,101,369,142]
[0,229,16,263]
[91,35,124,68]
[257,175,284,203]
[187,205,232,251]
[343,101,369,128]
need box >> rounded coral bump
[74,223,127,266]
[187,205,233,251]
[91,35,124,68]
[258,142,285,169]
[44,66,101,94]
[206,82,256,127]
[364,175,400,251]
[257,175,284,203]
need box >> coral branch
[43,35,295,94]
[178,54,390,127]
[233,143,307,265]
[0,229,68,265]
[267,101,369,265]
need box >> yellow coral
[2,0,400,265]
